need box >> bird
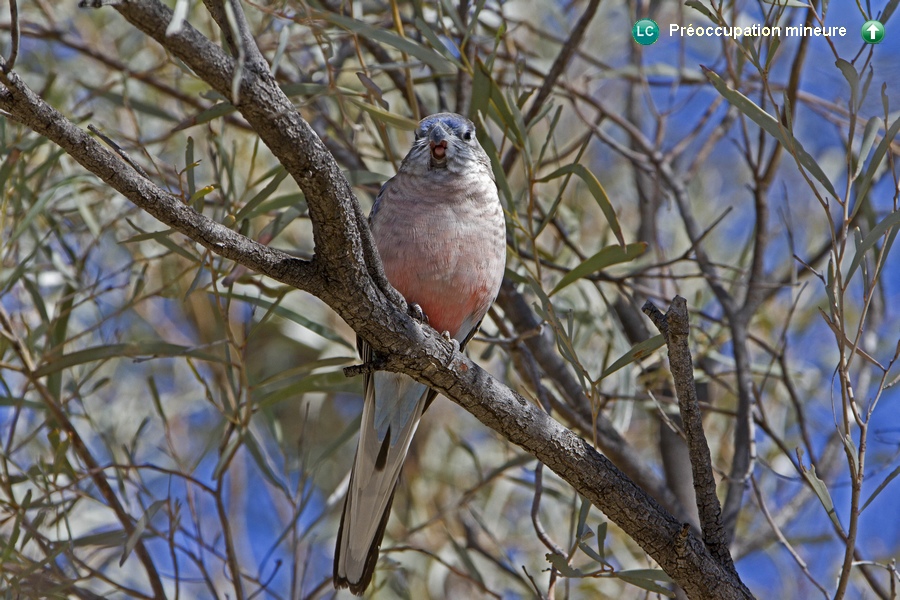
[333,113,507,595]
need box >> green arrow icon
[861,20,885,44]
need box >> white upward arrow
[867,23,879,39]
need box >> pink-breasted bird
[333,113,506,594]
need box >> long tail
[333,367,434,595]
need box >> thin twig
[0,307,168,600]
[88,124,153,180]
[4,0,19,73]
[749,475,829,599]
[500,0,601,173]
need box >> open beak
[429,126,449,166]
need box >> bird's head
[401,112,489,175]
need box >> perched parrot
[333,113,507,595]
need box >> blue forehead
[419,113,472,134]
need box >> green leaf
[764,37,781,71]
[240,194,306,222]
[835,59,858,109]
[223,293,353,348]
[616,569,676,597]
[703,68,838,200]
[72,530,128,548]
[760,0,810,8]
[856,115,900,207]
[0,396,44,410]
[212,434,242,481]
[526,276,586,391]
[472,60,526,146]
[183,264,208,302]
[841,434,859,476]
[550,242,646,295]
[234,168,288,222]
[413,17,463,67]
[595,521,608,560]
[576,495,591,538]
[34,342,226,377]
[599,334,665,381]
[119,500,165,567]
[120,222,200,262]
[595,63,706,84]
[2,489,29,561]
[545,552,585,578]
[474,112,514,210]
[347,98,419,130]
[21,276,50,326]
[87,87,178,122]
[188,184,217,208]
[47,284,76,401]
[344,170,390,187]
[172,102,237,132]
[798,461,843,531]
[577,541,605,565]
[311,413,363,465]
[253,357,353,392]
[322,12,455,74]
[685,0,720,24]
[243,430,289,494]
[537,163,625,246]
[449,537,486,585]
[882,0,899,25]
[257,369,357,409]
[75,195,102,238]
[845,210,900,283]
[859,66,875,109]
[9,183,61,246]
[854,117,881,179]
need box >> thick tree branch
[0,67,320,293]
[0,2,754,597]
[113,0,403,313]
[643,297,736,576]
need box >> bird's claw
[408,302,429,325]
[442,331,460,353]
[439,331,461,368]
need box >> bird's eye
[462,129,473,142]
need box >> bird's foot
[439,331,461,368]
[408,302,429,325]
[441,331,460,353]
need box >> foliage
[0,0,898,598]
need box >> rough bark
[643,297,737,575]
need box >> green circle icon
[633,19,659,45]
[861,20,885,43]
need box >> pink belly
[384,262,489,339]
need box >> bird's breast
[371,175,505,340]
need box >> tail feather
[333,481,397,595]
[333,365,432,594]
